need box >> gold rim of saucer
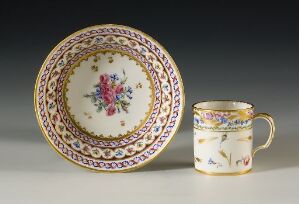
[192,100,254,112]
[195,168,252,176]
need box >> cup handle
[252,113,275,157]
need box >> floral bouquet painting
[84,70,133,116]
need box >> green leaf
[122,100,130,106]
[97,105,103,112]
[91,96,96,103]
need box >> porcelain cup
[192,100,275,175]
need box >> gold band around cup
[195,168,252,176]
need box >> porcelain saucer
[34,24,185,172]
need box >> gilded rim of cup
[192,100,255,112]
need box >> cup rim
[192,100,254,112]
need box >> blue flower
[48,102,54,109]
[162,84,169,91]
[154,126,160,133]
[95,87,102,99]
[95,37,103,43]
[140,47,147,54]
[110,73,119,81]
[115,150,123,156]
[116,94,121,101]
[58,60,64,67]
[127,86,133,94]
[73,141,80,148]
[208,158,215,165]
[219,117,228,124]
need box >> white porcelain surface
[194,129,252,173]
[65,51,153,138]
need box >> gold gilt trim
[198,137,218,144]
[219,149,232,166]
[34,24,185,172]
[198,135,253,143]
[237,135,253,141]
[192,100,254,112]
[195,157,202,163]
[195,168,252,176]
[63,49,155,140]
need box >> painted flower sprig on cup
[84,69,133,116]
[236,155,251,166]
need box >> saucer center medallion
[64,50,154,140]
[34,25,185,172]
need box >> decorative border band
[194,125,253,132]
[193,109,253,132]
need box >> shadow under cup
[192,100,275,176]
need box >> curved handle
[252,113,275,157]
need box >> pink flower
[103,93,114,105]
[215,113,221,120]
[107,105,116,116]
[101,83,112,94]
[100,74,110,84]
[115,84,124,94]
[101,82,116,105]
[204,113,213,120]
[243,155,250,166]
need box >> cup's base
[195,168,252,176]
